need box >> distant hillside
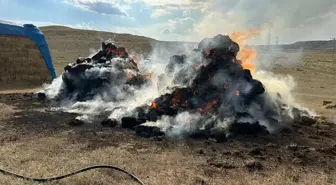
[38,25,333,75]
[39,26,198,75]
[283,40,334,50]
[39,26,154,74]
[40,25,156,57]
[253,40,334,51]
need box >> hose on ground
[0,165,146,185]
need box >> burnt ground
[0,92,335,185]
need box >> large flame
[229,27,262,73]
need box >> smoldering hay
[39,35,314,141]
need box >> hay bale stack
[0,35,52,90]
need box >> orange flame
[198,99,218,114]
[235,90,240,96]
[151,102,157,109]
[229,27,262,74]
[206,100,218,110]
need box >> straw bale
[0,35,52,90]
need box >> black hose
[0,165,145,185]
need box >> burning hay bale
[40,40,151,102]
[120,34,300,140]
[40,34,315,142]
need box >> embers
[235,90,240,96]
[151,102,158,109]
[165,88,194,111]
[198,99,219,115]
[120,34,275,140]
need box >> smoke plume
[41,34,314,140]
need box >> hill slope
[40,26,155,74]
[253,40,334,51]
[285,40,335,50]
[39,25,334,76]
[40,26,196,75]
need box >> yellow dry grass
[269,49,336,117]
[40,26,193,75]
[0,35,52,90]
[0,132,334,185]
[0,103,17,119]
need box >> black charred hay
[47,40,151,102]
[123,34,304,141]
[41,35,312,142]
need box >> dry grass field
[40,26,195,75]
[271,49,336,117]
[40,26,155,76]
[0,35,52,90]
[0,26,335,185]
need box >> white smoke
[254,47,304,70]
[58,75,157,121]
[252,44,317,115]
[143,111,204,139]
[41,40,195,124]
[254,71,296,106]
[40,35,314,139]
[42,76,64,100]
[135,43,302,136]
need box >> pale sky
[0,0,335,44]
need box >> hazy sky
[0,0,335,44]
